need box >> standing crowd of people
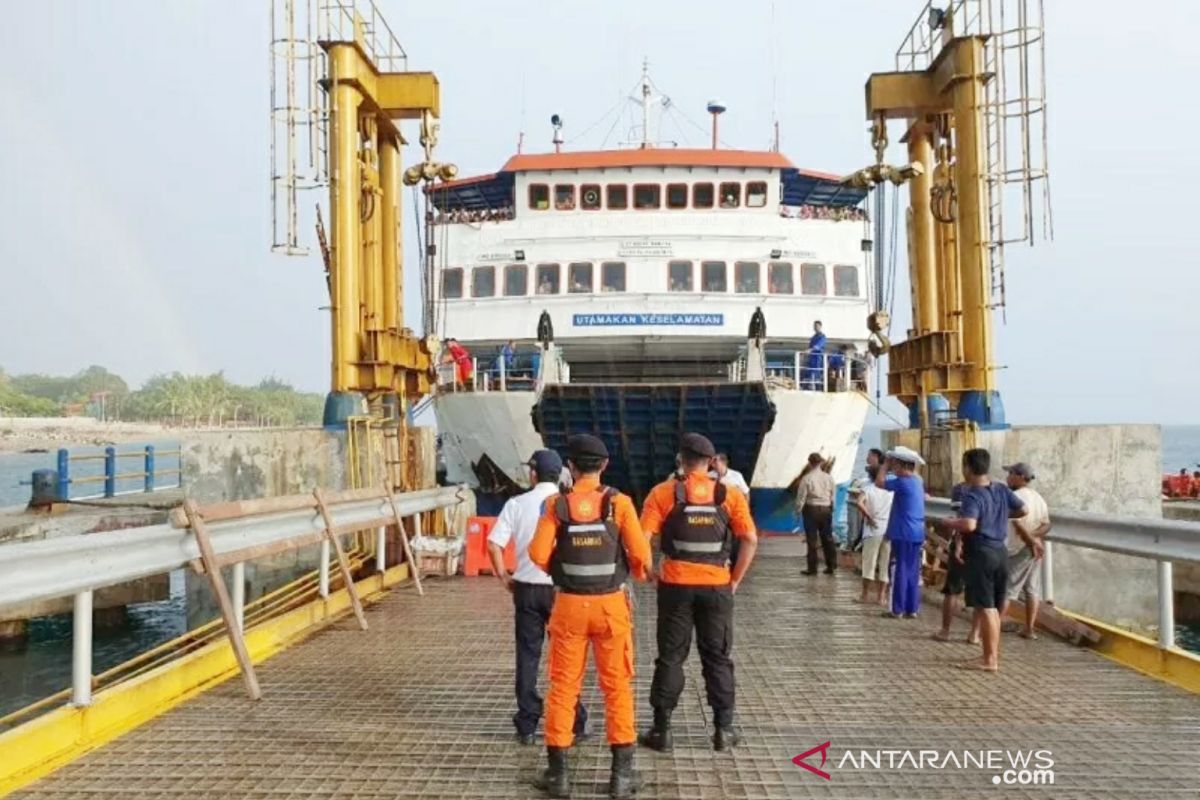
[485,433,1050,797]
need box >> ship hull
[434,383,868,531]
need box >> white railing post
[232,561,246,633]
[793,351,801,388]
[471,358,478,391]
[1041,541,1054,604]
[319,539,331,598]
[72,589,93,707]
[1157,560,1175,649]
[821,352,828,392]
[376,525,387,573]
[499,355,507,392]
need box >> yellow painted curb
[0,564,412,798]
[1064,610,1200,695]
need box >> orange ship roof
[500,148,795,172]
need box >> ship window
[801,263,828,296]
[554,184,576,211]
[746,181,768,208]
[442,268,463,299]
[504,264,528,296]
[568,262,593,293]
[768,262,794,294]
[834,265,859,297]
[581,184,602,210]
[702,261,727,292]
[634,184,661,210]
[668,260,693,292]
[602,262,626,292]
[529,184,549,210]
[719,182,741,208]
[472,266,496,297]
[607,184,628,210]
[536,263,560,295]
[735,262,760,294]
[667,183,688,209]
[693,182,714,209]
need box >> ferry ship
[428,79,873,530]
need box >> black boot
[534,746,571,798]
[608,744,641,799]
[637,709,673,752]
[713,725,743,751]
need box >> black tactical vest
[550,488,628,594]
[661,479,732,566]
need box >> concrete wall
[885,424,1161,630]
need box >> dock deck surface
[16,538,1200,799]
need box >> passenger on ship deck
[500,340,517,375]
[796,453,837,575]
[528,434,650,799]
[445,338,473,386]
[882,446,927,620]
[804,321,827,389]
[638,433,758,753]
[486,450,590,746]
[937,448,1028,672]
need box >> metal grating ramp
[534,383,775,501]
[15,537,1200,799]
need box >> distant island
[0,365,322,427]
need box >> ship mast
[640,59,652,149]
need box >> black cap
[526,449,563,480]
[567,434,608,460]
[679,432,716,459]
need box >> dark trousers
[649,583,736,727]
[802,504,837,572]
[513,582,588,736]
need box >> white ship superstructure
[428,100,873,528]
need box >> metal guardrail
[0,484,465,708]
[21,445,183,503]
[925,497,1200,651]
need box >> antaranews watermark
[794,744,1055,787]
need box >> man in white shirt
[712,453,751,497]
[488,450,588,745]
[853,465,894,605]
[1003,463,1051,639]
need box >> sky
[0,0,1197,425]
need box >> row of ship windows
[441,261,861,298]
[528,181,769,211]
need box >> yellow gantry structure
[321,20,441,420]
[864,30,998,423]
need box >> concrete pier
[885,424,1162,629]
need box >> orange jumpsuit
[529,476,651,748]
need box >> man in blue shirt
[939,448,1027,672]
[883,446,927,619]
[804,321,826,389]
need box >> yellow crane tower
[270,1,455,429]
[846,0,1051,432]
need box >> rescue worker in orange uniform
[529,434,652,799]
[638,433,759,752]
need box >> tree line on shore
[0,365,323,427]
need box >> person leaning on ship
[796,453,837,575]
[638,433,759,753]
[486,449,589,747]
[528,434,651,800]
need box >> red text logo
[792,741,832,780]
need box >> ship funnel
[706,100,726,150]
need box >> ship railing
[779,204,870,222]
[0,484,466,720]
[764,350,870,393]
[925,497,1200,654]
[435,354,540,394]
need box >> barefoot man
[938,448,1028,672]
